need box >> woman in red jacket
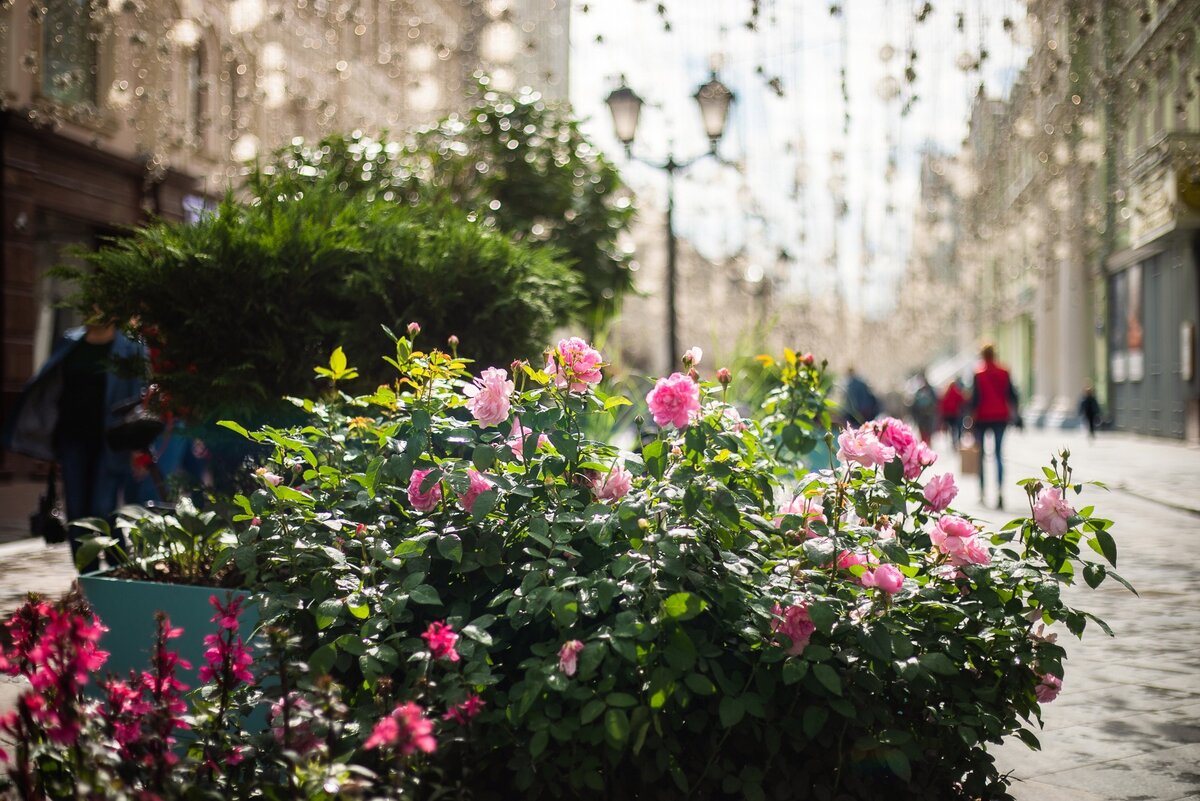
[970,344,1019,509]
[940,380,966,447]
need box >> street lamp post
[605,73,734,370]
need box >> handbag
[30,465,67,544]
[106,397,165,452]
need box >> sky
[568,0,1030,318]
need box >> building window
[41,0,98,106]
[187,44,207,142]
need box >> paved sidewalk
[942,427,1200,801]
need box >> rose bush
[212,332,1128,800]
[2,333,1131,800]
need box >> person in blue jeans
[969,344,1020,510]
[3,315,145,572]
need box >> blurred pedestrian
[843,368,880,427]
[1079,384,1102,440]
[909,372,938,444]
[940,379,966,447]
[2,312,145,572]
[969,344,1020,510]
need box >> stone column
[1030,198,1058,423]
[1050,163,1090,427]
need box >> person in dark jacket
[843,368,880,427]
[970,344,1019,510]
[3,316,144,571]
[1079,384,1102,440]
[940,379,966,447]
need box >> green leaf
[606,692,637,708]
[663,592,707,622]
[461,624,493,646]
[309,643,336,675]
[919,653,958,676]
[472,445,495,471]
[604,708,630,748]
[348,601,370,619]
[330,346,347,374]
[530,729,549,758]
[884,748,912,782]
[471,489,499,522]
[215,420,250,439]
[782,659,809,685]
[1082,563,1106,589]
[437,533,464,564]
[719,695,745,728]
[604,395,632,410]
[1093,530,1117,566]
[684,673,716,695]
[802,705,827,738]
[581,699,606,724]
[408,584,442,606]
[807,602,837,635]
[811,663,843,696]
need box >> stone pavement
[0,427,1198,798]
[945,427,1200,801]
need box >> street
[2,428,1198,799]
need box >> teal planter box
[78,572,258,690]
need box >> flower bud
[407,321,421,338]
[683,346,703,367]
[688,367,700,382]
[800,352,815,365]
[637,518,651,530]
[634,415,645,427]
[717,367,732,385]
[447,334,459,348]
[511,359,524,374]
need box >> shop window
[41,0,98,106]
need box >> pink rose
[364,702,436,754]
[646,372,702,429]
[770,603,816,656]
[407,468,443,513]
[874,417,914,454]
[558,640,584,676]
[836,426,896,469]
[464,366,514,426]
[458,469,495,513]
[862,563,904,594]
[1033,487,1076,537]
[1035,672,1062,703]
[900,440,938,479]
[255,467,283,486]
[683,346,703,367]
[776,494,826,537]
[923,473,958,512]
[592,463,633,503]
[546,337,604,392]
[506,417,550,462]
[836,550,874,570]
[931,515,991,567]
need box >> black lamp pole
[606,74,734,372]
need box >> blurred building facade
[960,0,1200,441]
[0,0,568,470]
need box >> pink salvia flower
[546,337,604,392]
[1033,487,1076,537]
[464,366,514,426]
[836,426,896,469]
[458,469,495,513]
[407,468,443,513]
[646,372,702,428]
[443,694,486,725]
[365,702,437,754]
[923,473,958,511]
[422,621,460,662]
[592,463,633,503]
[558,640,584,676]
[770,603,816,656]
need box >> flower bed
[1,334,1131,800]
